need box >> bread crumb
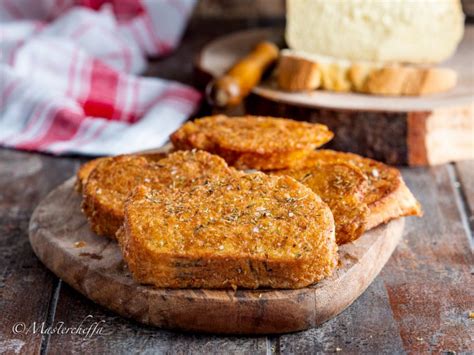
[74,241,86,248]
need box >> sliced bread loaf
[277,50,458,95]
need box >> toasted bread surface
[297,150,422,228]
[119,172,338,289]
[82,151,233,238]
[75,152,168,193]
[170,115,333,170]
[271,163,370,244]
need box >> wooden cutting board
[195,27,474,166]
[29,176,404,334]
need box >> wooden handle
[206,41,279,107]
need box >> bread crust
[277,54,321,91]
[277,52,457,96]
[82,155,152,238]
[271,162,370,244]
[365,177,422,230]
[75,159,103,193]
[363,66,458,96]
[119,172,338,289]
[81,151,233,239]
[170,115,333,170]
[296,150,422,231]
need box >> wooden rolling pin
[206,41,279,108]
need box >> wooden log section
[245,95,473,166]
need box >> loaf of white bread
[279,0,465,96]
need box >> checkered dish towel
[0,0,200,155]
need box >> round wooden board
[29,177,405,334]
[197,27,474,112]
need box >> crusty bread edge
[81,186,123,239]
[75,158,105,193]
[277,54,321,91]
[366,176,422,230]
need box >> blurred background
[1,0,471,157]
[153,0,473,86]
[194,0,474,21]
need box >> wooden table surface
[1,19,473,355]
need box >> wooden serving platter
[196,28,474,166]
[29,177,404,334]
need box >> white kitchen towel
[0,0,201,155]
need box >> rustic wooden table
[1,19,473,354]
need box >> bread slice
[298,150,422,230]
[277,54,321,91]
[271,162,370,245]
[286,0,464,64]
[170,115,333,170]
[75,152,168,193]
[118,172,338,289]
[81,151,233,238]
[76,159,104,193]
[277,50,458,96]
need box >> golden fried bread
[75,152,167,193]
[76,159,102,193]
[271,163,370,244]
[82,151,233,238]
[170,115,333,170]
[298,150,422,229]
[119,172,338,289]
[82,155,154,238]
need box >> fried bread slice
[81,150,233,238]
[75,152,168,193]
[297,150,422,230]
[119,172,338,289]
[170,115,333,170]
[76,159,102,193]
[271,162,370,244]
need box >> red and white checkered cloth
[0,0,201,155]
